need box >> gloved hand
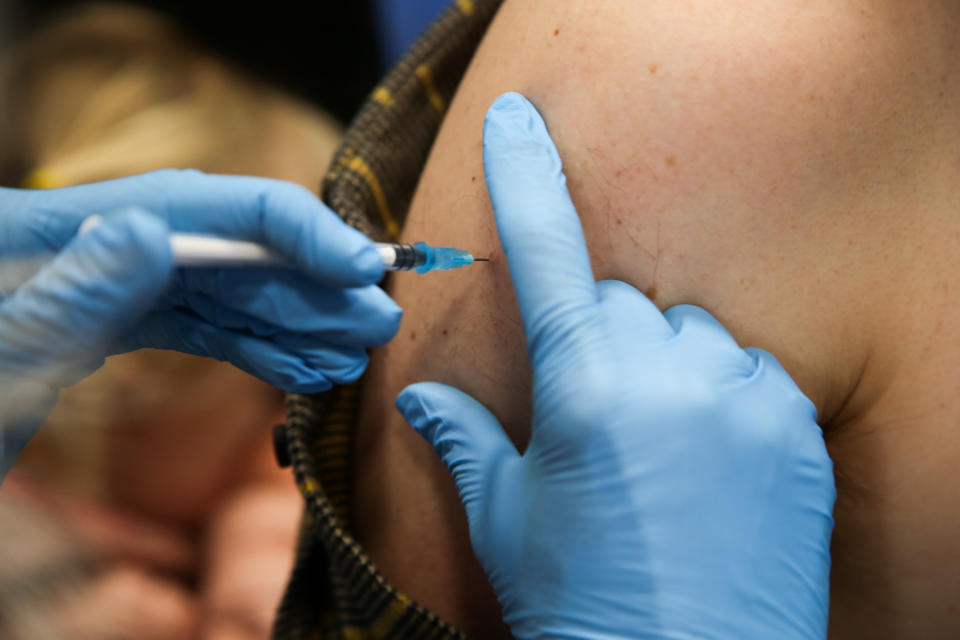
[0,170,401,474]
[396,93,835,640]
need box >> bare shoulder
[352,0,960,636]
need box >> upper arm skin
[351,1,960,637]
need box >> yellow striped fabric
[272,1,505,639]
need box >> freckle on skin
[410,330,416,341]
[554,28,560,36]
[645,284,659,301]
[471,176,477,182]
[665,155,677,167]
[442,329,449,336]
[649,64,658,74]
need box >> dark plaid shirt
[271,2,504,638]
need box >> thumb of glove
[0,206,173,399]
[0,207,172,474]
[396,383,520,538]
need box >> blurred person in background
[0,5,349,638]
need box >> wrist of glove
[397,93,835,640]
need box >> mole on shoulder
[409,330,417,341]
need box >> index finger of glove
[43,171,384,288]
[162,172,384,287]
[482,93,601,362]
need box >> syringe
[376,242,489,273]
[78,217,486,273]
[168,236,486,272]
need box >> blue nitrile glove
[0,170,401,476]
[396,93,835,640]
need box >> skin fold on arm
[351,1,960,638]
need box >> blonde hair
[1,3,342,189]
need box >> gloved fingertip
[743,346,819,422]
[483,92,550,149]
[482,92,570,224]
[486,92,535,126]
[396,383,448,443]
[352,244,386,284]
[323,351,370,386]
[265,355,336,393]
[373,298,403,345]
[396,385,428,429]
